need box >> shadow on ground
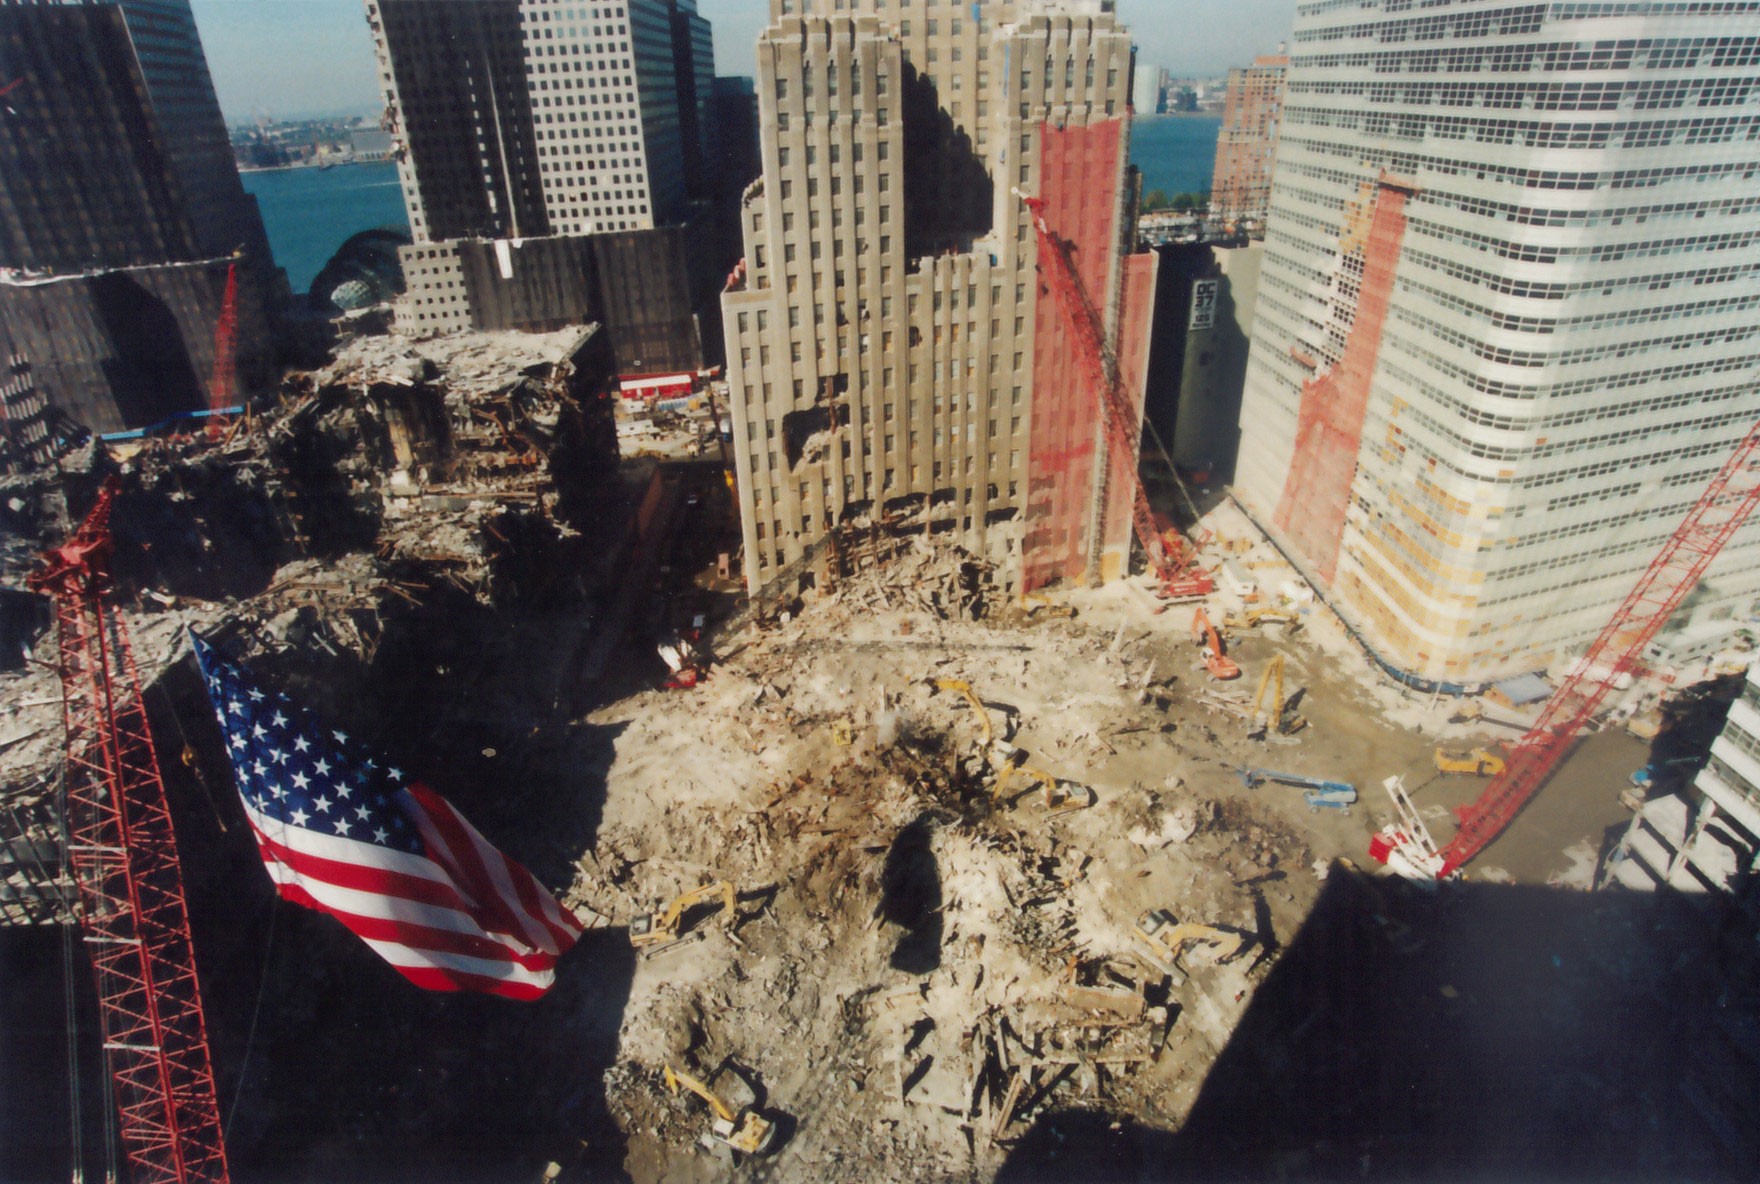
[1000,868,1760,1183]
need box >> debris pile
[562,537,1340,1180]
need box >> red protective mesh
[1022,120,1125,592]
[1274,178,1413,582]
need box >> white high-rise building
[367,0,709,243]
[1235,1,1760,686]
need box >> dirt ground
[2,435,1737,1184]
[543,498,1675,1184]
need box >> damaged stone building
[721,0,1158,595]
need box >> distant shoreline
[238,158,394,175]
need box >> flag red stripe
[245,819,480,916]
[409,784,580,951]
[270,880,561,973]
[410,787,550,950]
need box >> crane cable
[55,761,84,1183]
[223,897,279,1142]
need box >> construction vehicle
[628,881,736,953]
[1019,192,1210,590]
[1224,608,1304,635]
[933,677,1019,772]
[1237,767,1357,812]
[1433,746,1505,777]
[662,1065,777,1156]
[1132,909,1245,979]
[1370,775,1447,882]
[1191,607,1240,680]
[1247,654,1305,736]
[1157,568,1215,604]
[998,763,1094,817]
[934,679,1092,814]
[1375,417,1760,879]
[28,478,231,1184]
[1447,699,1530,732]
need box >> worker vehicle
[1223,608,1304,635]
[1157,570,1215,604]
[662,1065,777,1156]
[1191,608,1241,680]
[1433,746,1505,777]
[1237,767,1356,799]
[628,881,737,952]
[1247,654,1305,737]
[1132,909,1245,978]
[998,763,1094,816]
[933,678,1019,771]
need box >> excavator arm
[630,881,736,948]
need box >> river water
[240,161,409,297]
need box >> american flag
[191,632,583,1000]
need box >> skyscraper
[370,0,728,370]
[0,0,275,433]
[1235,2,1760,685]
[721,0,1156,595]
[368,0,708,242]
[1210,51,1286,225]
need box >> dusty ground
[551,499,1666,1183]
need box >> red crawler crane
[29,479,230,1184]
[1375,418,1760,879]
[1021,194,1210,595]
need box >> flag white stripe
[238,797,451,885]
[421,797,561,949]
[355,937,557,988]
[255,857,540,950]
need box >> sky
[191,0,1301,124]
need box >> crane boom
[1432,418,1760,876]
[29,479,230,1184]
[1022,194,1188,579]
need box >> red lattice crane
[1022,195,1207,592]
[28,479,230,1184]
[205,262,239,439]
[1376,418,1760,878]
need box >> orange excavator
[1192,608,1240,680]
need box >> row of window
[1290,75,1759,111]
[1289,103,1758,149]
[1297,34,1760,73]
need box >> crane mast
[1021,194,1193,580]
[29,480,230,1184]
[1384,419,1760,878]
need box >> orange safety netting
[1022,119,1124,592]
[1274,177,1413,582]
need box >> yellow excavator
[997,763,1095,817]
[662,1065,777,1155]
[628,881,737,953]
[1224,608,1304,635]
[936,678,1092,815]
[1132,909,1246,978]
[1248,654,1306,736]
[1433,746,1505,776]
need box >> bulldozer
[1433,746,1505,777]
[1132,909,1246,979]
[628,881,737,954]
[662,1064,777,1156]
